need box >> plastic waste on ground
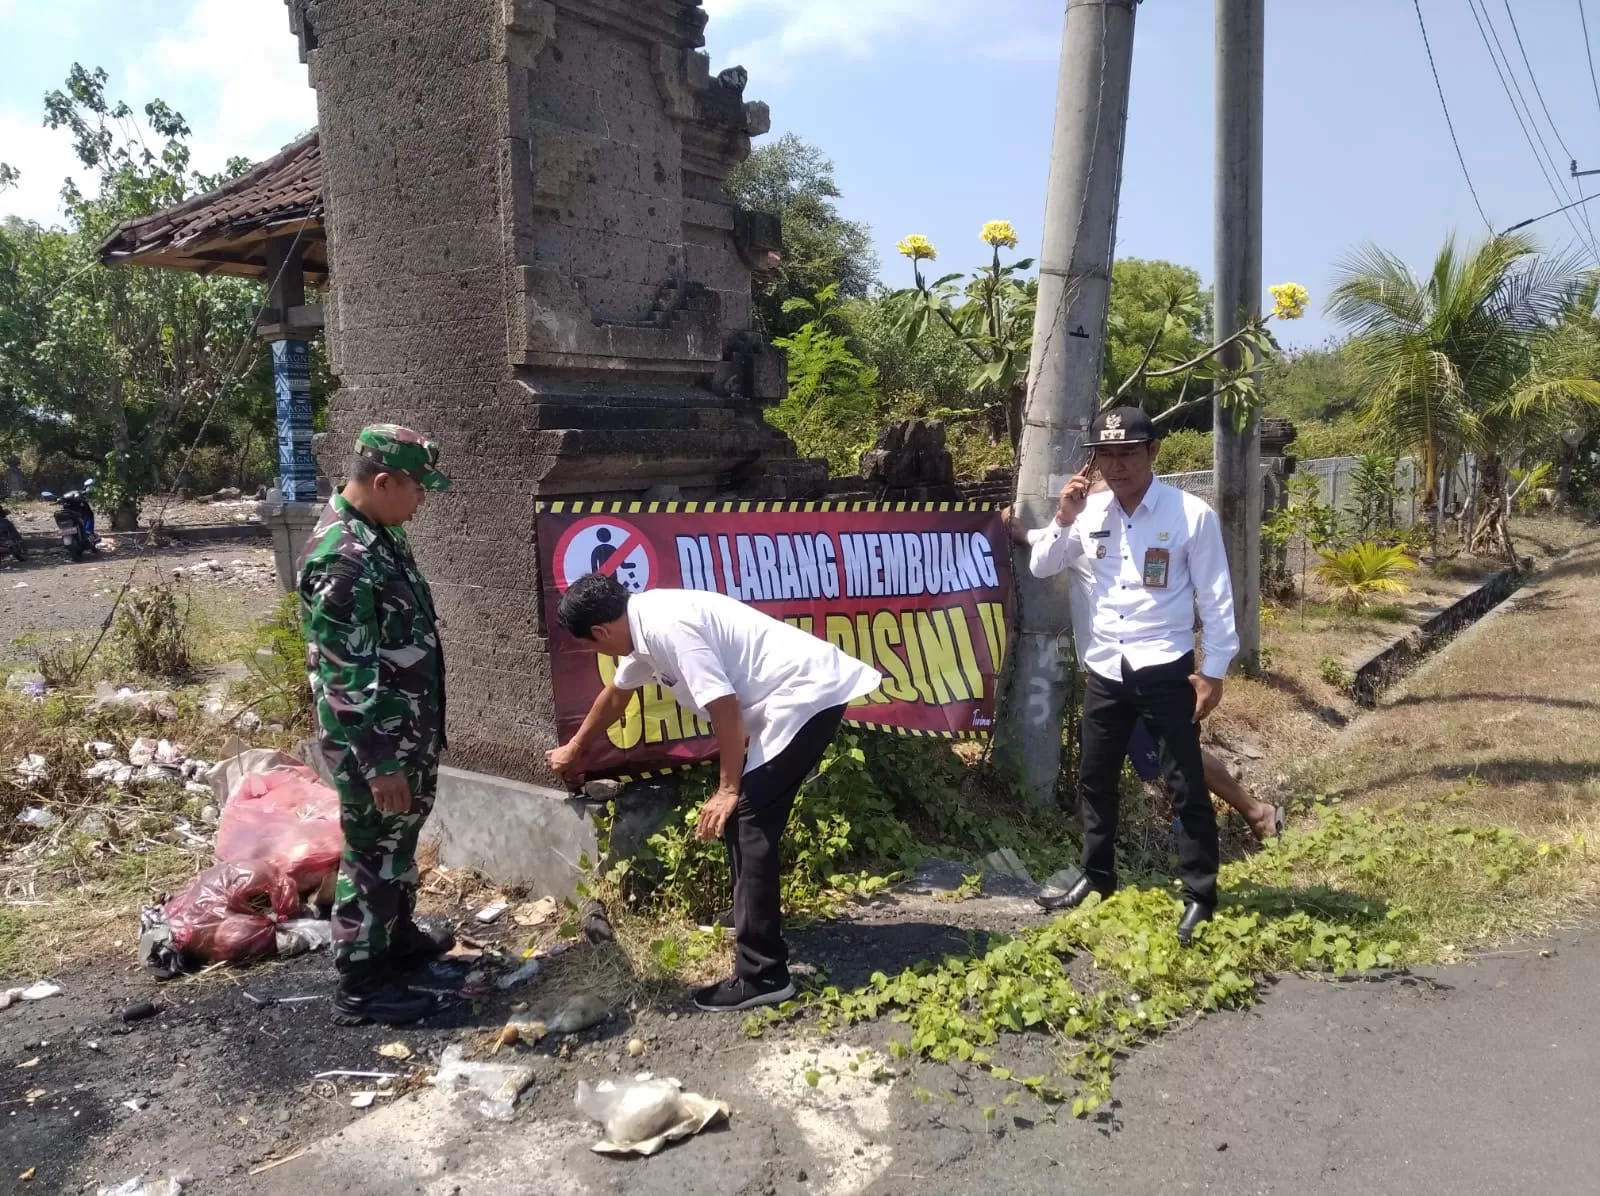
[496,957,542,991]
[547,992,610,1035]
[433,1044,535,1121]
[160,860,300,965]
[13,754,47,786]
[0,982,62,1011]
[16,806,58,829]
[96,1176,187,1196]
[214,759,342,896]
[90,683,178,722]
[575,1075,729,1156]
[203,746,301,805]
[274,918,333,958]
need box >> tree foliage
[726,133,878,339]
[1,66,332,516]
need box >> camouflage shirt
[299,495,446,779]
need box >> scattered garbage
[512,896,559,927]
[580,899,616,944]
[575,1076,729,1156]
[313,1070,398,1081]
[496,958,542,991]
[122,1002,160,1024]
[274,919,333,959]
[376,1042,413,1061]
[350,1091,383,1109]
[474,901,508,925]
[214,761,342,896]
[96,1176,186,1196]
[0,983,61,1011]
[122,1098,146,1113]
[85,741,116,760]
[15,807,58,830]
[13,755,48,788]
[4,671,46,698]
[433,1044,536,1121]
[548,992,610,1035]
[627,1037,646,1059]
[90,683,178,722]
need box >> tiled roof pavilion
[98,132,326,282]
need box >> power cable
[1411,0,1494,233]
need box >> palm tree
[1327,232,1590,558]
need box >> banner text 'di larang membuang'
[536,500,1015,781]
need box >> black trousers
[724,704,847,984]
[1079,654,1219,907]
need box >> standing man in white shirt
[545,573,883,1011]
[1025,406,1239,944]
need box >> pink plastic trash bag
[164,860,301,964]
[215,762,343,895]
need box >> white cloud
[130,0,316,175]
[710,0,980,80]
[0,107,93,227]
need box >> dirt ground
[0,538,281,664]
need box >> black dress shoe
[1036,875,1113,913]
[1176,901,1213,946]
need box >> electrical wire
[1411,0,1494,233]
[1501,0,1600,252]
[1468,0,1600,264]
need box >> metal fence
[1159,454,1477,528]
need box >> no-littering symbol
[553,516,658,594]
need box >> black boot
[1036,875,1114,913]
[333,962,439,1027]
[389,918,456,970]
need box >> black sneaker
[388,918,456,970]
[332,970,440,1027]
[692,974,796,1013]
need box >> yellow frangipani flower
[896,234,938,262]
[981,220,1019,249]
[1269,282,1309,320]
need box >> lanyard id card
[1142,547,1170,589]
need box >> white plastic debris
[84,741,116,760]
[432,1044,535,1122]
[185,782,212,797]
[350,1091,379,1109]
[85,759,124,782]
[0,982,62,1011]
[474,901,509,925]
[496,958,543,991]
[548,992,610,1035]
[96,1176,186,1196]
[128,738,158,766]
[575,1076,729,1156]
[275,920,333,959]
[16,807,59,829]
[90,684,178,722]
[14,754,48,786]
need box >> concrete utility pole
[999,0,1139,805]
[1213,0,1265,670]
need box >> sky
[5,0,1600,348]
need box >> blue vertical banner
[272,339,316,502]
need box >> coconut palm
[1327,232,1591,558]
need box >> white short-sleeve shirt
[610,589,884,773]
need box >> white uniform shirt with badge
[1026,478,1238,681]
[611,589,884,774]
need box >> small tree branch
[1112,301,1181,403]
[1142,321,1264,380]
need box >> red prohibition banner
[536,499,1015,781]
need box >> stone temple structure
[281,0,823,829]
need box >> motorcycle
[0,503,24,563]
[41,480,100,562]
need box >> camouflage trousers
[331,760,437,972]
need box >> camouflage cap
[353,425,450,492]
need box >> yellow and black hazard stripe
[535,499,999,515]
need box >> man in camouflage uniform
[300,425,453,1025]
